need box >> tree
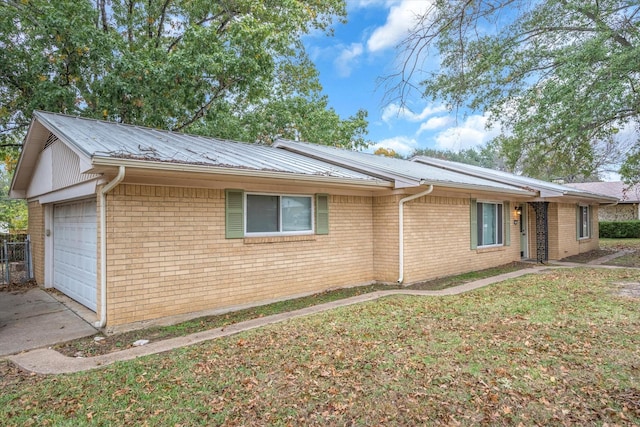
[373,147,400,158]
[393,0,639,182]
[0,0,368,149]
[411,143,506,170]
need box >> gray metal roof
[412,156,619,202]
[274,140,535,195]
[32,111,384,182]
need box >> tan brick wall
[549,203,599,259]
[28,201,45,285]
[98,183,604,327]
[372,195,400,283]
[402,196,520,284]
[104,185,375,326]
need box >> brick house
[10,112,616,330]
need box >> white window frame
[578,205,590,239]
[244,192,314,237]
[477,200,504,248]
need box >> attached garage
[52,199,97,311]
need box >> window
[470,199,509,249]
[578,205,591,239]
[477,202,503,246]
[246,194,313,235]
[225,190,328,238]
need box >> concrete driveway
[0,288,97,357]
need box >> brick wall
[372,195,400,283]
[27,201,45,285]
[104,185,375,326]
[97,184,605,327]
[549,203,599,259]
[402,195,520,284]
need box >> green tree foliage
[0,0,368,149]
[394,0,639,182]
[373,147,400,158]
[0,165,27,232]
[411,142,506,170]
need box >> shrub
[599,221,640,238]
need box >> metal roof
[566,181,640,203]
[31,111,385,183]
[412,156,619,202]
[274,140,536,195]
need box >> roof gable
[10,112,390,198]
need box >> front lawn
[2,268,640,426]
[561,238,640,267]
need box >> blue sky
[303,0,501,156]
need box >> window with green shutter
[225,190,324,238]
[471,199,507,248]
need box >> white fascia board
[539,189,565,198]
[426,180,536,196]
[10,118,46,197]
[9,189,26,199]
[91,156,394,189]
[31,180,98,204]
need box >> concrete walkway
[0,288,97,358]
[6,253,635,375]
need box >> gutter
[95,166,126,328]
[91,156,392,189]
[397,185,434,284]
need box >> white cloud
[381,103,447,123]
[434,114,501,151]
[334,43,364,77]
[367,0,432,53]
[347,0,389,9]
[367,136,418,157]
[417,116,453,134]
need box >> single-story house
[566,181,640,221]
[10,111,617,331]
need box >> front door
[519,204,528,258]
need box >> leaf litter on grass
[2,268,640,426]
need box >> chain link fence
[0,234,33,285]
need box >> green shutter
[225,189,244,239]
[504,201,510,246]
[316,194,329,235]
[588,205,593,238]
[470,199,478,249]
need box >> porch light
[514,206,522,225]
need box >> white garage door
[53,199,97,311]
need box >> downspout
[95,166,126,328]
[397,185,434,284]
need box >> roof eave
[424,180,535,196]
[563,191,619,204]
[274,140,424,189]
[91,156,394,189]
[414,156,618,203]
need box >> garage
[53,199,97,311]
